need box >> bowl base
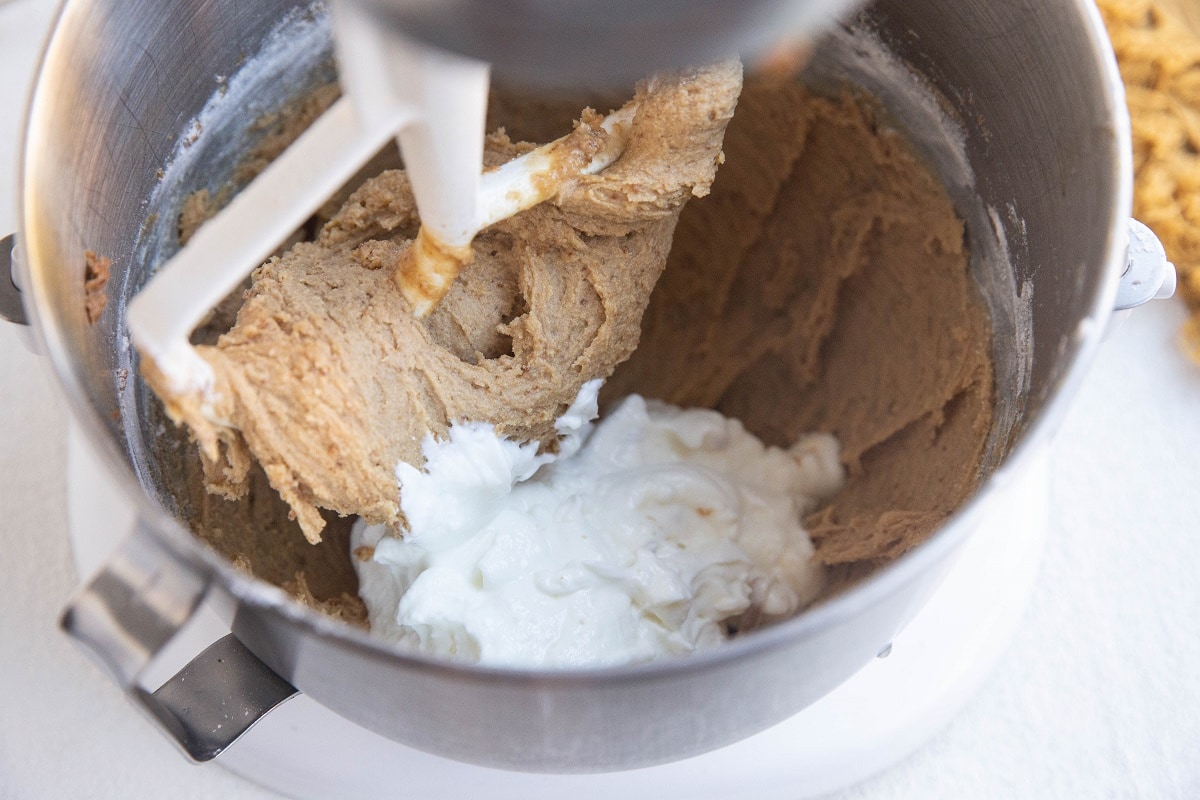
[67,427,1047,798]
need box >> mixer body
[350,0,858,85]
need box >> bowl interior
[22,0,1124,649]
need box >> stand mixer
[3,0,1176,792]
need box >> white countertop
[2,1,1199,797]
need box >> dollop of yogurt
[353,382,844,668]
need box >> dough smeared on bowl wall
[609,77,995,566]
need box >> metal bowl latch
[0,234,28,326]
[60,521,298,762]
[1116,220,1177,310]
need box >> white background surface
[2,0,1199,797]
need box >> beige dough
[146,62,744,543]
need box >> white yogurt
[353,384,843,668]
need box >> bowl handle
[60,519,297,762]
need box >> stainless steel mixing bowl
[0,0,1170,774]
